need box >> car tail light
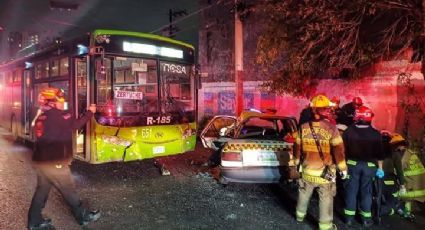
[221,151,243,167]
[222,152,242,161]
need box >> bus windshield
[95,57,195,127]
[160,61,194,115]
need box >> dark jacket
[339,102,356,126]
[342,123,385,163]
[33,108,93,163]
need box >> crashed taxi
[200,110,297,184]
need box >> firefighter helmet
[390,133,406,145]
[354,105,373,122]
[310,94,335,108]
[38,88,65,105]
[352,97,363,106]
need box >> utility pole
[165,9,187,38]
[234,0,244,115]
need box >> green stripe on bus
[92,29,194,49]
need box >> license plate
[153,146,165,154]
[243,150,278,166]
[257,152,277,162]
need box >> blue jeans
[344,160,376,221]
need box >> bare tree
[253,0,423,96]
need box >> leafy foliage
[253,0,423,96]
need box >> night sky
[0,0,199,60]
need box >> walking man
[342,105,385,227]
[294,94,348,230]
[28,88,100,229]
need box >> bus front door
[73,57,90,161]
[23,70,32,137]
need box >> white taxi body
[200,111,297,184]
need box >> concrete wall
[198,0,235,82]
[198,60,425,139]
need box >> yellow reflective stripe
[384,180,395,185]
[360,210,372,218]
[347,160,357,165]
[399,189,425,199]
[393,192,399,197]
[296,210,306,218]
[302,174,330,184]
[344,209,356,216]
[404,168,425,177]
[303,168,324,177]
[390,209,395,215]
[319,222,333,230]
[367,162,376,167]
[330,136,343,146]
[405,201,412,212]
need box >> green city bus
[0,29,198,163]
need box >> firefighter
[342,106,385,227]
[28,88,100,230]
[294,94,348,230]
[340,97,363,126]
[397,137,425,221]
[380,132,407,217]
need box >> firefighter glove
[340,170,348,180]
[376,168,385,178]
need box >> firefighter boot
[79,210,101,226]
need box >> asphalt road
[0,127,423,230]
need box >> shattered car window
[238,117,280,139]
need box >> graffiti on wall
[218,91,235,115]
[244,92,254,109]
[204,92,215,115]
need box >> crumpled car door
[200,115,236,149]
